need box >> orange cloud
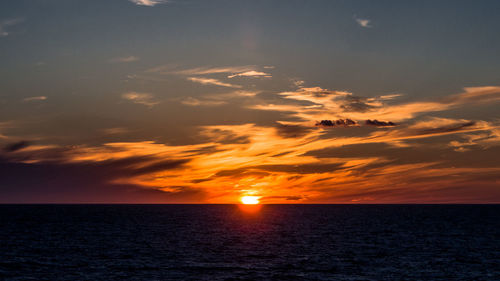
[2,83,500,203]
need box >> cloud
[209,90,258,99]
[446,86,500,104]
[341,96,376,112]
[129,0,168,7]
[187,77,242,88]
[249,86,500,126]
[365,120,396,127]
[227,70,271,78]
[355,17,372,28]
[316,119,357,128]
[379,94,402,100]
[23,96,47,102]
[449,129,500,152]
[122,92,158,106]
[167,65,259,76]
[148,65,272,79]
[364,118,495,145]
[4,78,500,203]
[413,120,475,135]
[2,116,500,203]
[110,56,139,63]
[291,79,305,88]
[0,18,24,37]
[181,97,227,106]
[142,64,272,89]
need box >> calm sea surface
[1,205,499,280]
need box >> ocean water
[0,205,499,280]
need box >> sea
[0,205,499,280]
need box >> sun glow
[241,196,260,205]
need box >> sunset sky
[1,0,500,203]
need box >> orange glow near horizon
[241,196,260,204]
[238,203,262,214]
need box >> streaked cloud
[181,97,227,106]
[148,65,272,78]
[249,86,500,126]
[227,70,271,78]
[122,92,158,106]
[187,77,242,88]
[129,0,168,7]
[449,128,500,152]
[379,94,402,100]
[23,96,47,102]
[3,117,499,203]
[142,64,272,89]
[3,76,500,203]
[0,18,24,37]
[166,65,259,76]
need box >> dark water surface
[1,205,499,280]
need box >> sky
[1,0,500,203]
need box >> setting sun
[240,196,260,205]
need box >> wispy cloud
[4,117,499,203]
[142,64,272,89]
[23,96,47,102]
[122,92,158,107]
[110,56,139,63]
[129,0,168,7]
[355,17,372,28]
[181,97,227,106]
[167,66,259,76]
[227,70,271,78]
[187,77,242,88]
[4,75,500,203]
[0,18,24,37]
[249,86,500,126]
[148,65,272,77]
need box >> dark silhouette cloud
[365,120,397,127]
[316,119,357,127]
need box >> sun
[240,196,260,205]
